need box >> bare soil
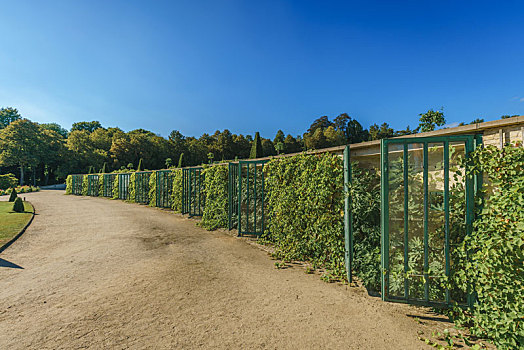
[0,190,449,349]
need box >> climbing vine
[81,175,88,196]
[129,173,136,202]
[148,172,157,207]
[451,143,524,350]
[200,165,228,230]
[264,153,346,279]
[65,175,72,194]
[171,169,183,212]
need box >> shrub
[452,144,524,349]
[171,169,183,212]
[200,165,228,230]
[9,188,17,202]
[0,173,18,190]
[98,175,104,196]
[12,197,24,212]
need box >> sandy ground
[0,190,448,349]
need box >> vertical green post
[423,143,429,303]
[343,145,352,283]
[237,163,242,236]
[403,144,409,300]
[380,139,389,300]
[254,164,257,233]
[444,141,450,304]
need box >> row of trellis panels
[67,161,268,237]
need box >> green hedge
[171,169,183,212]
[66,175,72,194]
[452,144,524,349]
[263,153,346,279]
[112,176,119,199]
[148,172,157,207]
[200,165,228,230]
[129,173,136,203]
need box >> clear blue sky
[1,1,523,138]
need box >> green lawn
[0,201,34,246]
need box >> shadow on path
[0,258,23,269]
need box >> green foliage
[418,109,446,132]
[0,173,18,190]
[148,172,157,207]
[452,144,524,349]
[171,169,183,212]
[82,175,88,196]
[112,176,119,199]
[71,121,102,133]
[200,165,228,230]
[0,107,22,129]
[8,188,17,202]
[350,163,381,292]
[98,174,104,196]
[250,132,264,159]
[165,158,173,168]
[137,158,143,171]
[129,173,136,202]
[12,197,24,212]
[264,153,346,279]
[178,153,184,168]
[66,175,73,194]
[101,162,107,173]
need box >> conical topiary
[101,162,107,174]
[178,153,184,168]
[249,132,264,159]
[8,188,17,202]
[137,158,143,171]
[13,197,24,212]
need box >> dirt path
[0,191,444,349]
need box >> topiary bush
[9,188,17,202]
[171,169,183,212]
[451,143,524,349]
[200,165,228,230]
[12,197,24,212]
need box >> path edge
[0,201,36,254]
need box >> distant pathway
[0,191,437,349]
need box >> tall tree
[249,132,264,159]
[41,123,68,138]
[417,109,445,132]
[0,107,21,129]
[369,123,395,140]
[0,119,43,184]
[71,121,103,133]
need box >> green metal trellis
[135,171,152,204]
[118,173,131,200]
[156,170,173,208]
[236,160,268,236]
[182,167,204,216]
[87,174,99,196]
[102,174,116,197]
[379,135,478,307]
[71,174,84,195]
[228,162,239,230]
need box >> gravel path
[0,190,442,349]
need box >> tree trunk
[20,165,24,185]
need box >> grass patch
[0,201,34,246]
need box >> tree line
[0,106,516,185]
